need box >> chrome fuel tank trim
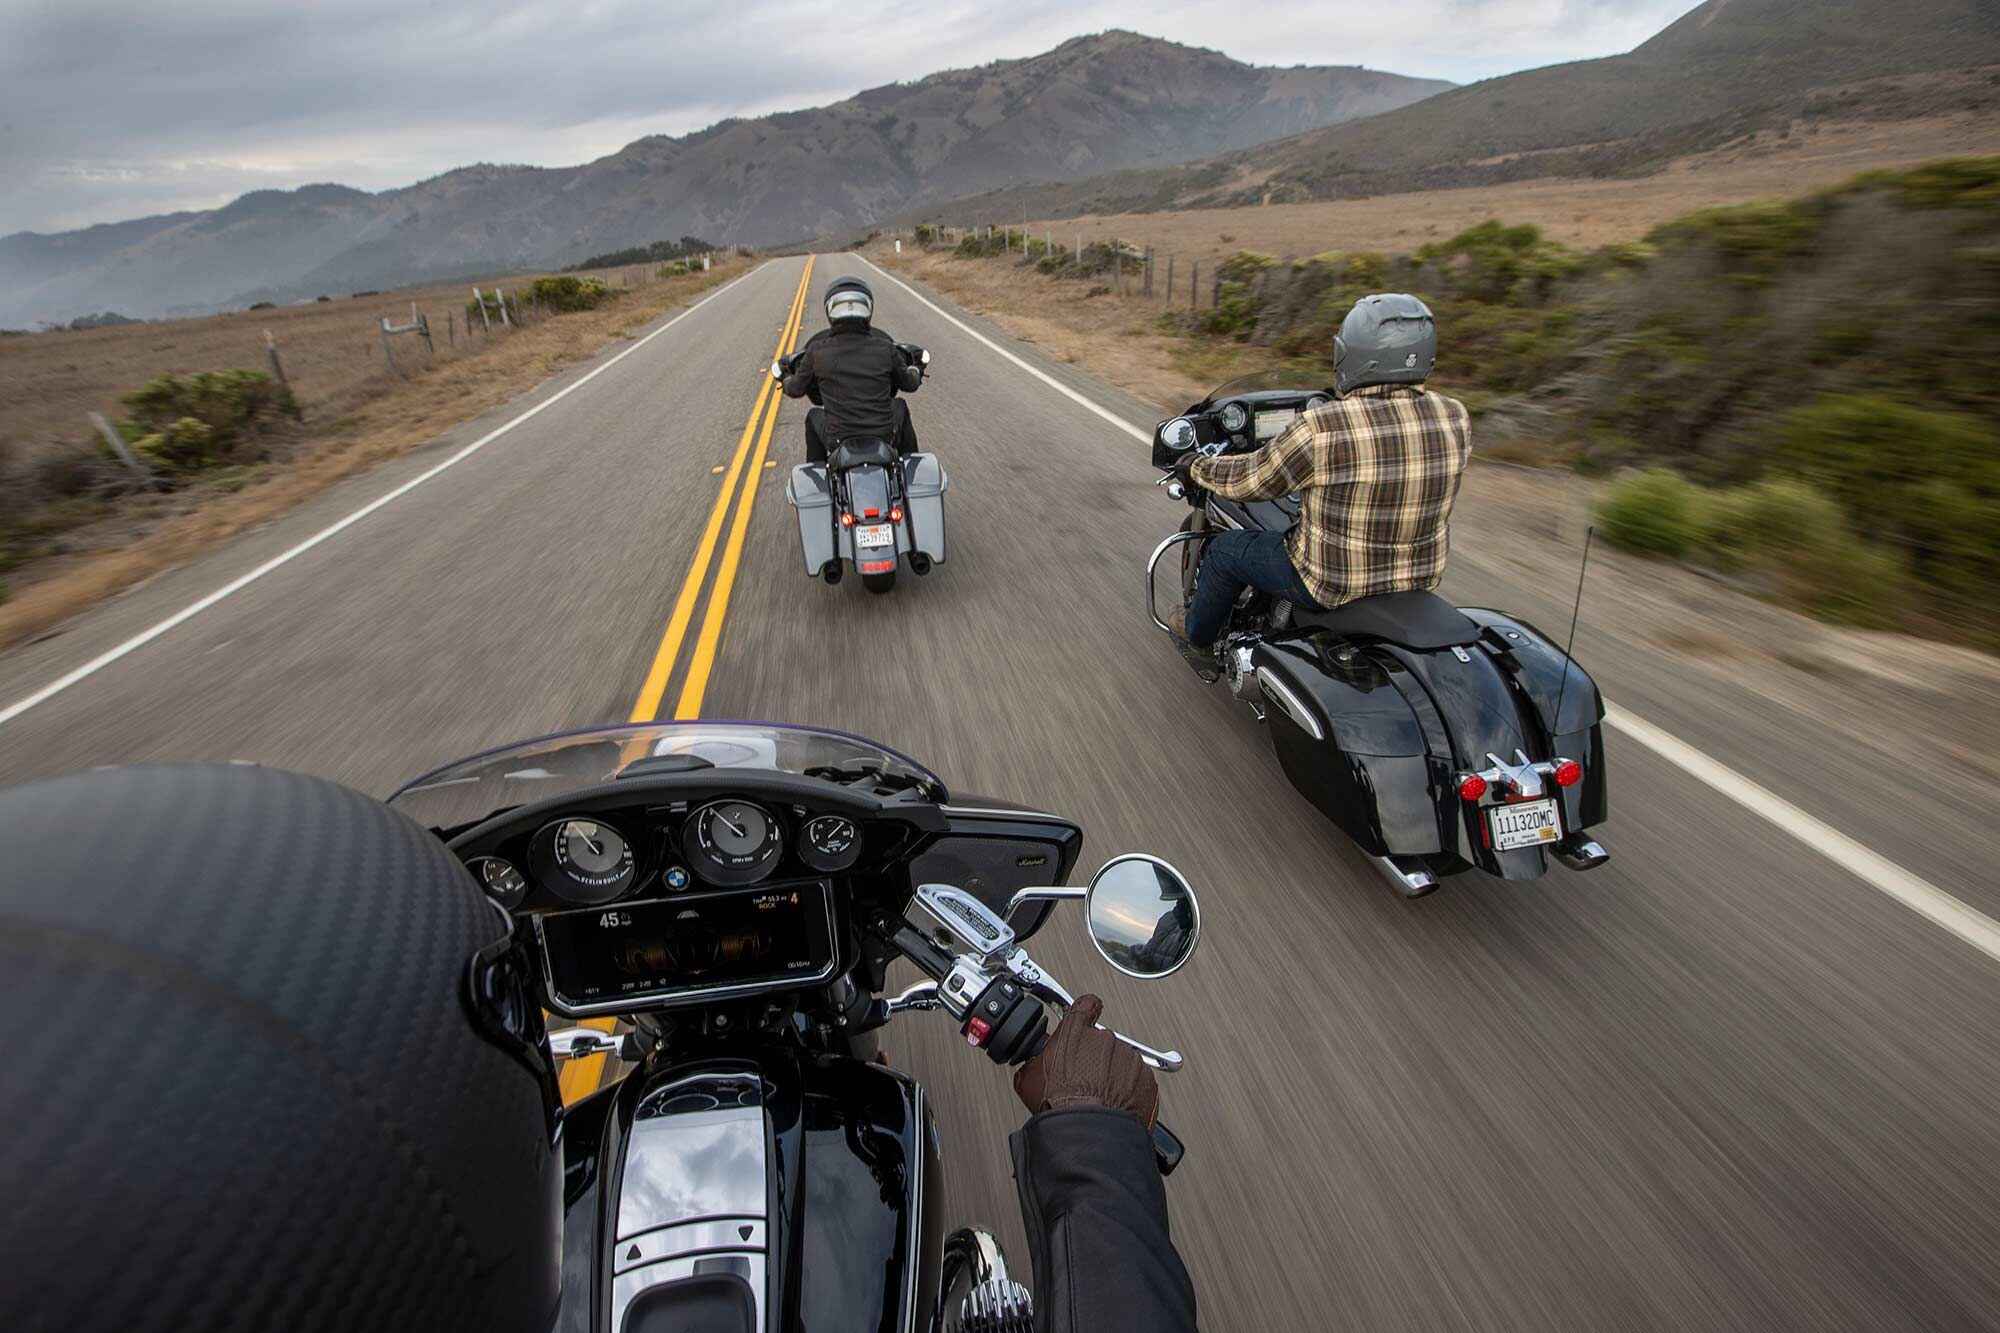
[616,1070,768,1241]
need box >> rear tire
[862,569,897,595]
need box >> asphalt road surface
[5,255,1999,1332]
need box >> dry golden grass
[1,261,691,462]
[1006,113,2000,280]
[0,258,746,652]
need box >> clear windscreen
[1202,370,1332,403]
[386,721,946,830]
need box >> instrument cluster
[461,797,874,913]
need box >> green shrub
[528,275,611,312]
[1649,199,1830,284]
[122,369,297,438]
[132,417,220,472]
[1766,393,1999,546]
[1597,468,1708,557]
[1414,221,1587,304]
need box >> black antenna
[1551,526,1595,735]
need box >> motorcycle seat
[1294,590,1481,651]
[828,438,899,471]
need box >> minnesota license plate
[855,523,894,550]
[1488,798,1562,851]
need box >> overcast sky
[0,0,1698,237]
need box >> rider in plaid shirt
[1174,295,1471,654]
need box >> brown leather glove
[1013,994,1160,1130]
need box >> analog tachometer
[683,800,784,886]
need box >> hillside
[0,33,1447,327]
[910,0,2000,222]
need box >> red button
[965,1017,992,1047]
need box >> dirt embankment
[0,259,746,653]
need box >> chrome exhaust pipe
[1373,855,1439,899]
[1552,836,1610,872]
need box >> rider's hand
[1013,994,1159,1130]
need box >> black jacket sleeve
[781,330,822,402]
[1011,1108,1197,1333]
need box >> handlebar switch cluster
[961,976,1048,1066]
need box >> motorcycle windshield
[387,721,947,830]
[1202,370,1332,404]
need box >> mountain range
[916,0,2000,221]
[0,33,1448,327]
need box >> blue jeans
[1185,528,1324,647]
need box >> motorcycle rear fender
[841,465,896,571]
[1458,610,1610,832]
[1250,639,1439,857]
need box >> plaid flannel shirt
[1190,384,1472,609]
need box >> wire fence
[895,224,1218,312]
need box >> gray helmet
[1333,293,1436,395]
[824,275,874,328]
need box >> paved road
[5,255,1999,1331]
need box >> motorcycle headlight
[1219,402,1249,434]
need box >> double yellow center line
[558,257,815,1105]
[629,255,815,725]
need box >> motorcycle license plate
[1488,798,1563,851]
[855,523,894,550]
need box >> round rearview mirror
[920,348,932,366]
[1160,417,1197,453]
[1085,855,1201,979]
[770,359,785,380]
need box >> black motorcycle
[780,345,949,595]
[388,721,1197,1332]
[1146,372,1611,895]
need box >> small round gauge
[1304,394,1332,414]
[468,856,528,908]
[800,815,862,873]
[535,817,637,904]
[682,800,784,886]
[1218,401,1249,434]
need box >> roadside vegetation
[0,256,746,638]
[566,236,716,271]
[903,158,2000,643]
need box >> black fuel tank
[564,1045,941,1333]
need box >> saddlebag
[899,452,947,566]
[786,464,837,576]
[1249,639,1438,858]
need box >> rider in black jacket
[782,275,924,462]
[0,762,1197,1333]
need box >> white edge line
[856,254,1152,444]
[0,262,771,730]
[1605,706,2000,962]
[863,255,2000,966]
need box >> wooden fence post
[419,313,433,356]
[262,329,288,385]
[1144,248,1153,298]
[448,310,456,347]
[1166,255,1175,305]
[472,286,491,333]
[1190,261,1199,308]
[497,288,512,328]
[380,318,402,378]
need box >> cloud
[0,0,1700,235]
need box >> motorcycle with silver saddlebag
[1146,373,1612,895]
[388,722,1198,1332]
[779,347,948,595]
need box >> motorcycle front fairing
[557,1044,941,1333]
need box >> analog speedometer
[533,817,637,904]
[683,800,784,886]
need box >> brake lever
[1002,949,1186,1072]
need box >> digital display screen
[1255,409,1298,442]
[538,880,836,1012]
